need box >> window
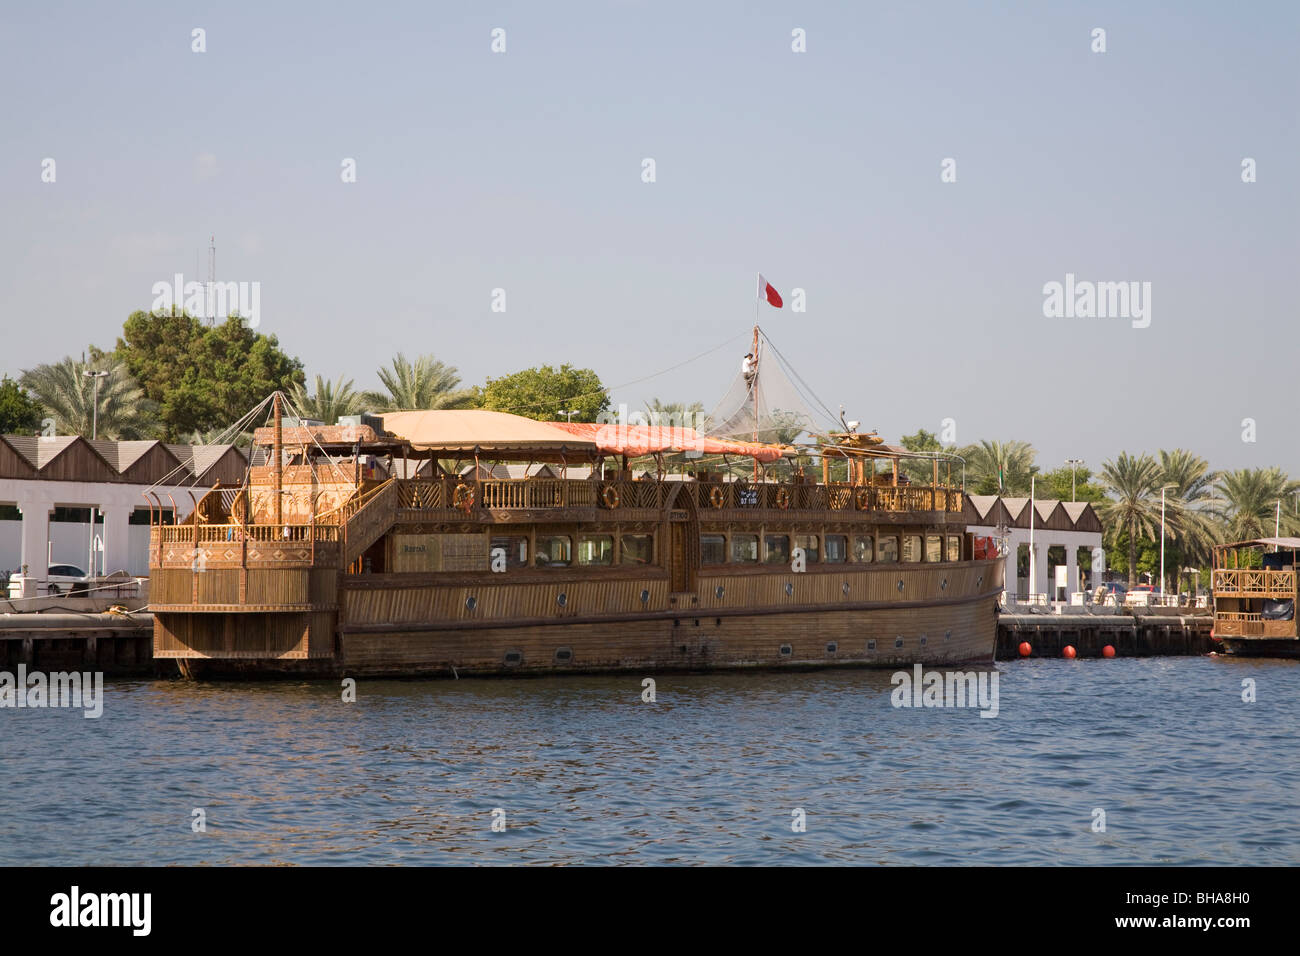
[926,535,943,562]
[534,535,571,567]
[853,535,873,563]
[824,534,847,564]
[947,535,962,562]
[731,534,759,563]
[621,533,654,566]
[490,535,529,569]
[794,534,819,564]
[877,535,899,563]
[764,535,790,565]
[577,535,614,566]
[902,535,922,563]
[701,534,726,566]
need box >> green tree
[960,439,1037,496]
[645,398,707,430]
[363,353,477,411]
[1214,467,1300,542]
[0,376,43,434]
[289,374,364,423]
[1039,464,1107,504]
[20,353,160,439]
[900,428,945,484]
[1156,449,1220,577]
[116,310,304,440]
[479,364,610,422]
[1097,452,1166,586]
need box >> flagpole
[753,274,760,482]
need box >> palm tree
[289,374,364,424]
[1214,468,1300,542]
[363,353,477,411]
[644,398,707,431]
[1156,448,1220,576]
[1098,452,1165,586]
[20,354,160,439]
[960,439,1037,495]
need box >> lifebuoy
[775,487,791,510]
[602,484,621,509]
[854,487,870,510]
[709,486,726,509]
[453,484,475,513]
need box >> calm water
[1,656,1296,865]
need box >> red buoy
[1102,645,1116,658]
[1063,645,1076,659]
[1018,641,1032,657]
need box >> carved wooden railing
[1212,569,1296,595]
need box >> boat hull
[167,590,1001,680]
[1214,637,1300,660]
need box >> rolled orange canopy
[551,421,787,463]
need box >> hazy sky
[2,1,1296,476]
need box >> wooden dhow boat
[147,333,1004,679]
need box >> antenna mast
[206,235,216,325]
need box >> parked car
[6,564,89,598]
[1095,582,1128,602]
[1130,584,1157,594]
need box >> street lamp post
[1065,458,1084,502]
[82,369,110,579]
[1159,484,1177,599]
[558,409,577,423]
[82,369,110,440]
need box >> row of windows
[491,533,654,569]
[701,533,963,566]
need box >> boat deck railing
[1211,568,1296,596]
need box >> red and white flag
[757,274,783,309]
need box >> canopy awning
[380,410,599,460]
[551,422,788,463]
[1225,537,1300,550]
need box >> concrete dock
[997,610,1213,659]
[0,611,158,676]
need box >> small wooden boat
[1210,538,1300,658]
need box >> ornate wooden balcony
[1212,568,1296,597]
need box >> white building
[0,435,246,590]
[964,495,1105,601]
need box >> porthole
[920,635,928,646]
[977,575,983,588]
[826,641,837,655]
[557,592,568,607]
[715,585,725,599]
[784,582,794,597]
[779,644,793,656]
[465,596,477,611]
[897,580,905,593]
[554,647,573,664]
[940,578,948,591]
[945,630,952,641]
[841,582,850,595]
[894,636,904,649]
[640,589,650,604]
[867,639,877,651]
[504,649,523,666]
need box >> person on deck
[741,353,756,388]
